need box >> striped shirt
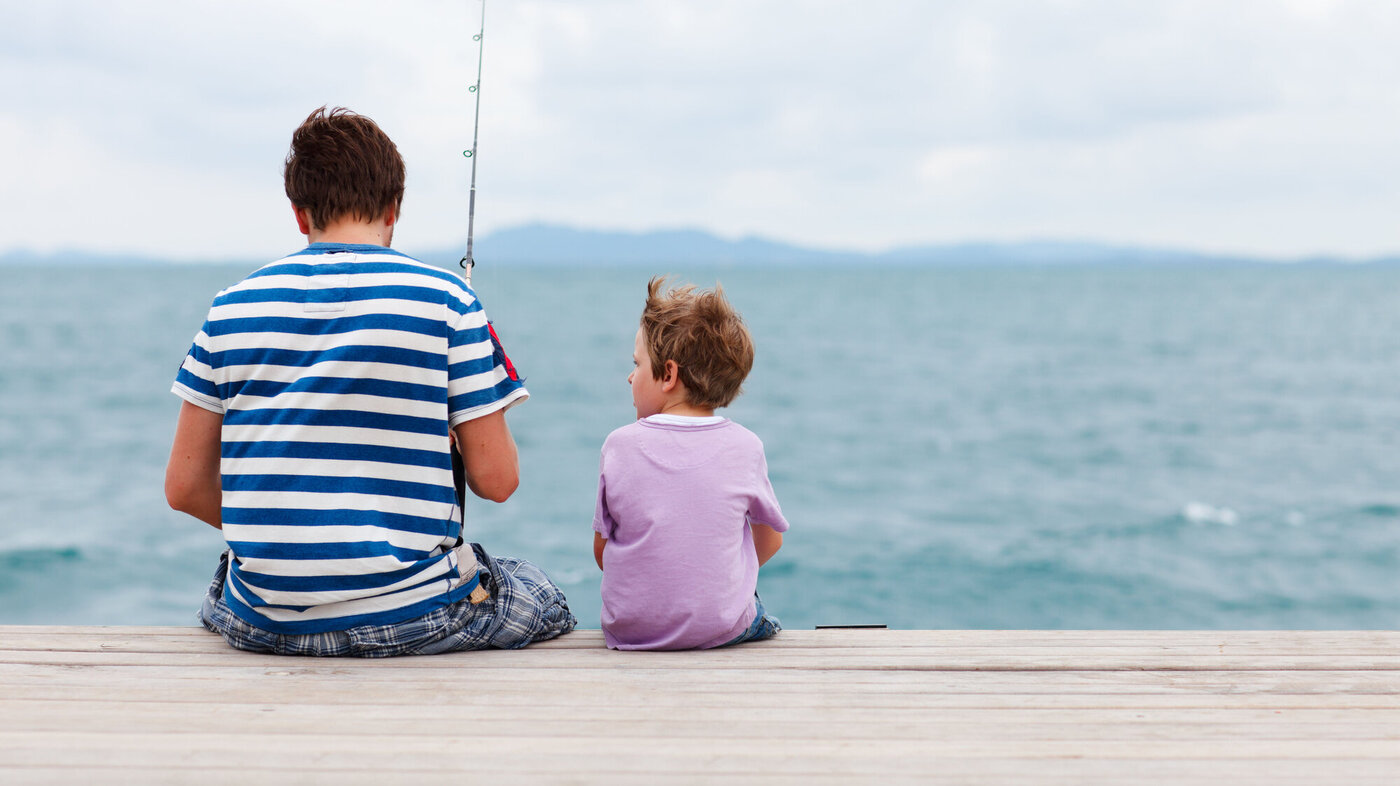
[172,243,527,634]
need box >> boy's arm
[165,401,223,529]
[752,523,783,567]
[593,532,606,570]
[453,409,519,503]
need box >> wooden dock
[2,627,1398,783]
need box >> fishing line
[459,0,487,283]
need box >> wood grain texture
[1,627,1397,784]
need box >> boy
[592,277,789,650]
[165,106,575,655]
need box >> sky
[3,0,1398,261]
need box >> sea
[2,260,1399,631]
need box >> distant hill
[3,224,1396,267]
[462,224,851,265]
[456,224,1395,267]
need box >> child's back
[595,414,786,649]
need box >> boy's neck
[308,224,392,247]
[656,399,714,418]
[300,210,396,248]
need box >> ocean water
[2,261,1399,631]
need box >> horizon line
[2,222,1396,266]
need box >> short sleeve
[747,446,789,533]
[171,321,224,414]
[592,453,614,538]
[447,292,528,426]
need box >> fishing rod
[459,0,487,284]
[452,0,487,528]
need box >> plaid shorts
[199,543,577,657]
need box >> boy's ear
[292,203,312,236]
[661,360,680,392]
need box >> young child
[592,276,789,650]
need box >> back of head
[284,106,405,231]
[641,276,755,409]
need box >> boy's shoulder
[602,417,762,451]
[601,419,651,451]
[215,246,475,305]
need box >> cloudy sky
[4,0,1397,261]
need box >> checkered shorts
[199,543,577,657]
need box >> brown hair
[283,106,405,231]
[640,276,754,409]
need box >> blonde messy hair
[640,276,754,409]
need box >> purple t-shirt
[593,415,789,650]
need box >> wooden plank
[9,627,1400,652]
[14,634,1400,661]
[7,697,1400,725]
[3,630,1396,668]
[6,647,1400,671]
[4,761,1400,786]
[2,732,1399,768]
[3,668,1398,705]
[7,679,1398,710]
[5,700,1400,742]
[3,659,1398,691]
[6,688,1400,717]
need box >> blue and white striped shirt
[173,243,527,634]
